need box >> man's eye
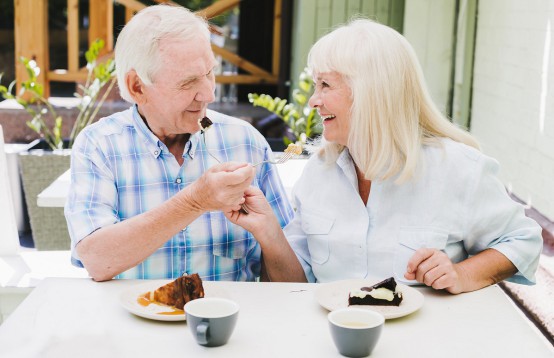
[180,80,195,89]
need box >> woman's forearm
[455,248,517,293]
[255,225,307,282]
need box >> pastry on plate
[142,273,205,310]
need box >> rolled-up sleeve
[464,155,543,284]
[64,131,119,267]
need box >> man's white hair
[114,4,210,103]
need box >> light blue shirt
[286,139,542,284]
[65,106,294,280]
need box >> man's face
[139,37,216,137]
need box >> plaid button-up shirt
[65,106,294,280]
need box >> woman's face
[308,71,352,146]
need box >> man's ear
[126,70,147,104]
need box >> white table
[36,168,71,207]
[0,278,552,357]
[36,158,307,207]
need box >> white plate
[119,280,228,322]
[315,278,424,319]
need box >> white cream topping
[350,288,394,301]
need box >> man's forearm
[77,187,204,281]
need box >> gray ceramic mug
[328,308,385,357]
[184,297,239,347]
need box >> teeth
[321,114,336,120]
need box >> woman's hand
[405,248,517,294]
[404,248,467,294]
[224,186,281,239]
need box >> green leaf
[275,98,288,114]
[292,89,306,106]
[298,79,312,93]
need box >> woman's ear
[126,70,146,104]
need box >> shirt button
[154,150,159,155]
[176,178,182,184]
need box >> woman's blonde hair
[307,19,479,182]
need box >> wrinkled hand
[224,186,279,237]
[186,162,255,213]
[404,248,466,294]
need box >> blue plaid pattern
[65,106,294,280]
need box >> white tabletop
[36,158,307,208]
[0,278,551,357]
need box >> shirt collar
[187,131,202,159]
[336,148,359,192]
[131,105,201,160]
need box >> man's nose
[196,78,216,103]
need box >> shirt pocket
[393,228,449,282]
[209,212,250,260]
[213,239,249,260]
[301,210,335,265]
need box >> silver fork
[252,151,296,167]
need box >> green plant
[0,39,116,150]
[248,68,321,145]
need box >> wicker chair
[18,149,71,250]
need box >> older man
[65,4,293,282]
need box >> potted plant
[0,39,116,250]
[248,68,321,151]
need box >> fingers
[405,248,435,276]
[211,162,255,186]
[405,248,459,290]
[193,162,256,212]
[211,161,249,172]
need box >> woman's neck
[355,165,371,206]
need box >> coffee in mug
[328,308,384,357]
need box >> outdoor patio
[0,0,553,349]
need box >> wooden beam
[125,7,135,23]
[152,0,179,6]
[272,0,282,76]
[67,0,79,73]
[89,0,113,54]
[196,0,240,19]
[215,74,278,85]
[114,0,146,13]
[211,44,273,77]
[14,0,49,98]
[47,70,88,82]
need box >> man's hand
[182,162,255,213]
[404,248,466,294]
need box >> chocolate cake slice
[143,273,205,310]
[199,117,213,133]
[348,277,403,307]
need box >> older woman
[227,19,542,294]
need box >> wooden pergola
[14,0,282,97]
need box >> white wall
[403,0,456,114]
[471,0,554,220]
